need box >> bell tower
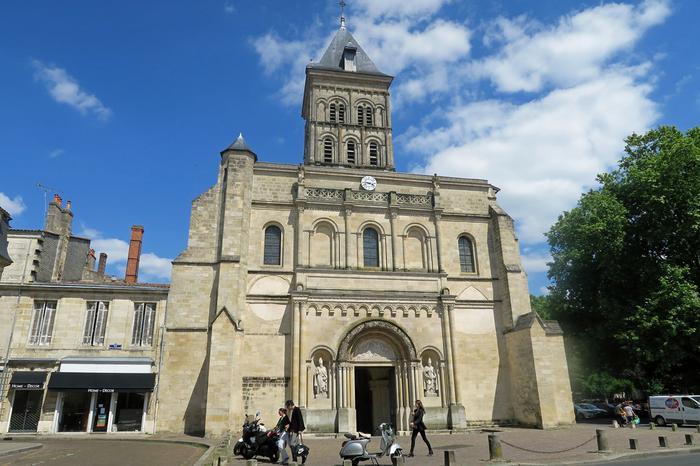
[301,18,395,170]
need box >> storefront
[47,358,156,434]
[8,371,47,433]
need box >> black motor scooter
[240,420,280,463]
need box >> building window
[329,103,337,123]
[323,138,334,163]
[363,228,380,268]
[28,300,57,345]
[458,236,476,273]
[132,302,157,346]
[357,106,364,126]
[338,103,346,123]
[365,107,373,126]
[264,225,282,265]
[83,301,109,346]
[347,140,356,164]
[369,142,379,166]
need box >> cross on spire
[339,0,346,28]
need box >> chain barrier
[500,435,596,454]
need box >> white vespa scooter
[339,423,405,466]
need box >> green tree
[546,126,700,393]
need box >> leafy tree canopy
[545,126,700,395]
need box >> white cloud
[352,0,449,19]
[224,2,235,14]
[471,0,671,93]
[0,193,26,217]
[32,60,112,120]
[521,250,552,274]
[49,148,64,158]
[413,71,658,243]
[83,227,172,281]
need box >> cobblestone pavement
[226,423,700,466]
[0,438,207,466]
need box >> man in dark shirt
[285,399,305,462]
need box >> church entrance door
[354,366,396,434]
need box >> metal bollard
[444,450,456,465]
[612,420,619,428]
[672,423,678,431]
[650,423,656,430]
[658,436,668,448]
[488,434,504,460]
[343,460,352,466]
[289,462,299,466]
[631,422,636,429]
[629,438,639,450]
[686,434,695,446]
[596,429,610,452]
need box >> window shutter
[338,104,345,123]
[28,301,44,345]
[132,303,145,346]
[143,303,156,346]
[39,301,57,345]
[83,301,97,344]
[358,106,364,125]
[366,107,373,126]
[94,301,109,345]
[329,103,336,122]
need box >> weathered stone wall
[3,233,42,283]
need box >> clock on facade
[360,176,377,191]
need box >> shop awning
[48,372,156,392]
[10,371,47,390]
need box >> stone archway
[335,320,420,433]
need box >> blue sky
[1,0,698,290]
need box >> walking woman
[274,407,290,465]
[408,400,433,457]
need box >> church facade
[156,23,574,436]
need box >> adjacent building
[156,20,574,436]
[0,197,168,434]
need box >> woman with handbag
[408,400,434,457]
[274,408,290,465]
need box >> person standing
[285,399,305,462]
[274,408,290,465]
[408,400,433,457]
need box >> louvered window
[363,228,379,268]
[329,103,337,123]
[365,107,373,126]
[323,138,333,163]
[132,302,157,346]
[83,301,109,346]
[458,236,476,273]
[28,300,57,345]
[338,103,345,123]
[347,141,356,164]
[369,142,379,166]
[264,225,282,265]
[357,106,364,125]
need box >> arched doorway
[336,320,419,433]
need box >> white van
[649,395,700,426]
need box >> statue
[423,358,438,396]
[432,173,440,191]
[313,356,329,398]
[297,165,305,184]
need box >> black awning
[10,371,47,390]
[48,372,156,392]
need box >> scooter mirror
[256,411,261,417]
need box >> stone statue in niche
[313,356,329,398]
[297,165,305,184]
[423,358,439,396]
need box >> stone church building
[156,21,574,436]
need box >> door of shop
[9,390,42,432]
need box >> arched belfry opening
[335,320,420,433]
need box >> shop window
[28,300,57,345]
[9,390,42,432]
[363,228,380,268]
[115,392,145,432]
[83,301,109,346]
[92,392,111,432]
[58,391,92,432]
[458,236,476,273]
[132,302,157,346]
[263,225,282,265]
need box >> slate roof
[308,26,388,76]
[226,133,254,152]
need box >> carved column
[446,303,461,404]
[440,304,456,404]
[344,207,352,269]
[296,206,305,268]
[291,300,302,403]
[432,212,445,273]
[439,362,447,408]
[389,209,398,271]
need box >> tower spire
[339,0,346,29]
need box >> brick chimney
[125,225,144,284]
[86,248,96,271]
[97,253,107,276]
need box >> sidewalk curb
[0,443,43,458]
[509,445,700,465]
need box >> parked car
[649,395,700,426]
[574,403,608,420]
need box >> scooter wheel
[352,460,361,466]
[242,446,254,460]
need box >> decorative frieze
[305,302,438,318]
[301,186,433,209]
